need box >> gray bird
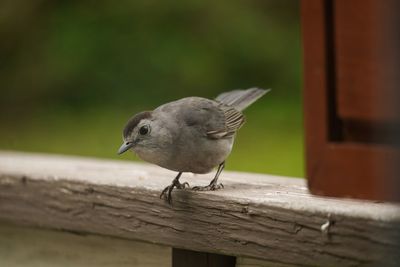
[118,88,270,203]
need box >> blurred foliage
[0,0,303,177]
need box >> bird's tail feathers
[215,87,270,111]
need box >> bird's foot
[160,180,190,203]
[192,182,224,191]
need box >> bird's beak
[118,142,133,155]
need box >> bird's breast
[164,136,234,174]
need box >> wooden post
[173,249,236,267]
[302,0,400,201]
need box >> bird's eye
[139,125,150,135]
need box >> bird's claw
[160,181,190,203]
[192,183,224,191]
[178,182,190,189]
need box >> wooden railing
[0,151,399,266]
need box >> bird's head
[118,111,154,155]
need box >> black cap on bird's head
[118,111,152,155]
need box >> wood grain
[0,151,400,266]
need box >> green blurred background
[0,0,303,177]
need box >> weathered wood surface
[0,222,171,267]
[0,151,399,266]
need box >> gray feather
[215,87,270,111]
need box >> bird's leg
[160,172,190,203]
[192,162,225,191]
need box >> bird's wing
[158,97,245,140]
[206,103,245,139]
